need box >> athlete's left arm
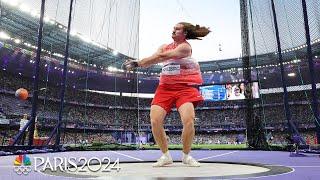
[138,43,191,68]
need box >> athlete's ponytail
[179,22,211,40]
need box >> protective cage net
[246,0,320,147]
[0,0,143,149]
[1,0,320,152]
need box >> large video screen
[199,82,260,101]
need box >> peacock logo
[13,154,32,175]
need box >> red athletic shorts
[151,83,204,114]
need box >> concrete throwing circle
[43,161,293,179]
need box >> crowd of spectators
[2,128,317,146]
[167,133,245,145]
[0,71,151,108]
[265,131,318,145]
[2,93,316,131]
[0,130,117,145]
[0,70,319,146]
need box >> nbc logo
[13,155,32,175]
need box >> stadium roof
[0,3,129,70]
[1,2,320,74]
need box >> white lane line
[111,151,143,161]
[197,150,239,161]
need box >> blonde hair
[179,22,211,40]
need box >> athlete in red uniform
[124,22,210,167]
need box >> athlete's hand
[123,60,139,71]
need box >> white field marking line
[289,166,320,168]
[111,151,143,161]
[197,150,239,161]
[0,165,14,168]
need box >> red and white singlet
[159,41,203,85]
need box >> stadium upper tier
[1,2,320,74]
[0,2,130,70]
[1,41,320,93]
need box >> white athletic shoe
[152,154,173,167]
[182,155,201,167]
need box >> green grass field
[65,142,291,151]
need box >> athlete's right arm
[138,44,166,68]
[138,43,191,68]
[123,44,166,70]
